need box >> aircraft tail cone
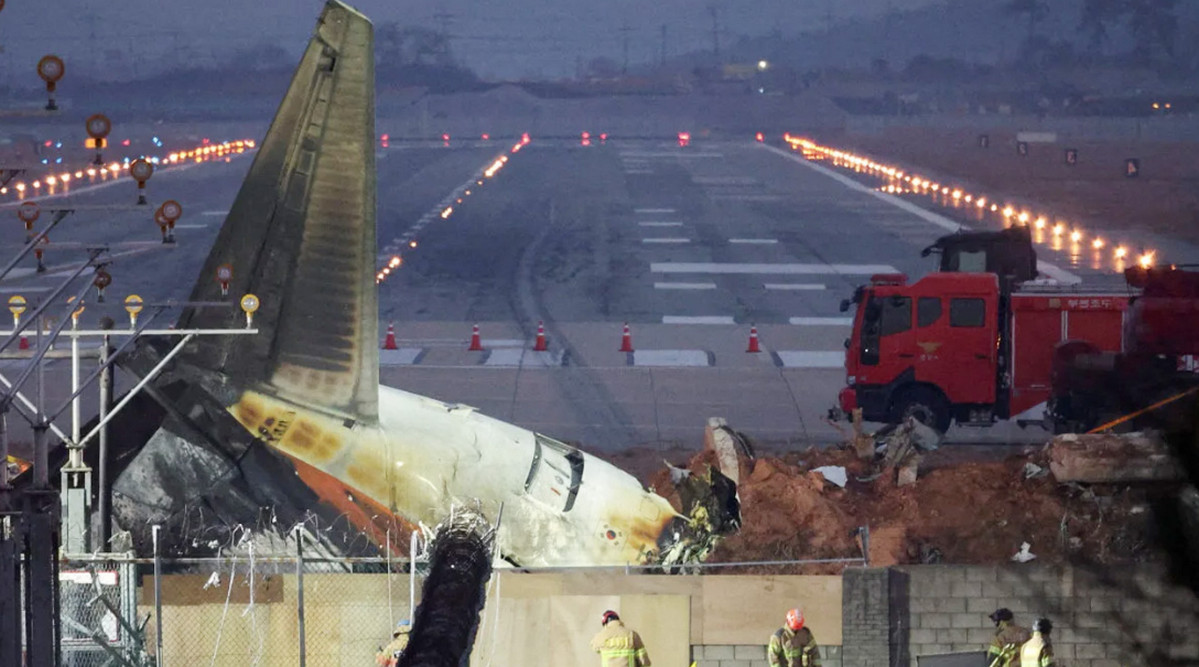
[746,325,761,353]
[533,321,548,351]
[619,322,634,353]
[468,324,483,351]
[383,322,398,350]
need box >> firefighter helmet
[1033,618,1052,634]
[989,608,1014,625]
[602,610,620,626]
[786,608,804,631]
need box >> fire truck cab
[837,271,1127,433]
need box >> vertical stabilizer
[177,1,378,422]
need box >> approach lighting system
[124,294,143,328]
[85,114,112,165]
[37,55,64,111]
[129,158,153,205]
[156,199,182,244]
[216,264,233,297]
[92,268,112,302]
[240,294,260,328]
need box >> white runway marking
[173,223,208,229]
[201,210,228,216]
[642,238,690,244]
[379,348,424,365]
[711,194,784,201]
[729,238,779,245]
[654,282,717,290]
[694,176,758,185]
[635,208,676,213]
[484,349,565,367]
[765,283,826,290]
[632,350,712,367]
[789,317,854,326]
[0,286,51,293]
[761,143,1083,284]
[625,169,654,174]
[652,262,898,275]
[639,221,683,227]
[775,351,845,368]
[662,315,735,325]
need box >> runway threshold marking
[729,238,779,244]
[789,317,854,326]
[654,282,717,290]
[635,208,676,214]
[638,222,682,227]
[642,238,690,244]
[631,350,712,367]
[652,262,898,275]
[765,283,826,290]
[201,210,229,216]
[662,315,735,325]
[774,351,845,368]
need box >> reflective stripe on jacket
[768,626,821,667]
[590,620,652,667]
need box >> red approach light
[677,132,691,147]
[521,132,530,144]
[43,140,52,147]
[755,132,764,142]
[381,133,390,142]
[202,138,210,145]
[121,139,131,146]
[600,133,608,143]
[441,133,450,141]
[481,133,490,140]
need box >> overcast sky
[0,0,944,81]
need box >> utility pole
[660,24,667,66]
[619,23,632,75]
[708,5,721,64]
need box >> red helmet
[786,608,804,631]
[602,610,620,626]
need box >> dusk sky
[0,0,942,81]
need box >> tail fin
[178,1,378,422]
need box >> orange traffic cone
[383,322,398,350]
[533,321,548,351]
[746,325,762,353]
[18,336,29,350]
[468,324,483,351]
[619,323,634,352]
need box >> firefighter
[590,610,652,667]
[987,608,1031,667]
[1019,618,1055,667]
[375,619,411,666]
[768,607,821,667]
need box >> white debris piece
[1011,542,1037,563]
[813,466,848,488]
[202,571,221,589]
[1023,462,1046,479]
[666,462,692,485]
[908,418,942,450]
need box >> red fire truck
[832,271,1129,433]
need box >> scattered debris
[1023,462,1047,479]
[1048,431,1185,483]
[897,460,919,487]
[813,466,848,488]
[1011,542,1037,563]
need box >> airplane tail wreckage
[98,0,738,566]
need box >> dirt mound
[637,443,1162,571]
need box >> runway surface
[2,136,1191,451]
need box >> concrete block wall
[842,569,894,667]
[691,644,843,667]
[893,565,1199,667]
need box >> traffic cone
[619,323,634,352]
[468,324,483,351]
[746,325,762,353]
[533,321,548,351]
[18,336,28,351]
[383,322,398,350]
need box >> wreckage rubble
[631,419,1181,572]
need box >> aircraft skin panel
[231,386,680,566]
[174,0,378,422]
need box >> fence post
[152,524,163,667]
[296,531,306,667]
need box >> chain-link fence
[59,532,866,666]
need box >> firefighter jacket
[768,626,822,667]
[375,631,409,667]
[590,620,652,667]
[988,621,1031,667]
[1019,633,1055,667]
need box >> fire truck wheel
[891,386,952,434]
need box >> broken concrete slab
[1048,432,1185,483]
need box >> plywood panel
[471,597,551,667]
[701,576,842,645]
[622,595,691,667]
[550,595,622,667]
